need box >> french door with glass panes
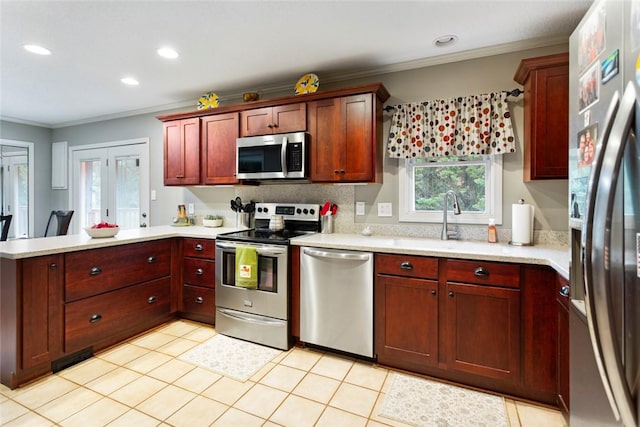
[72,143,149,233]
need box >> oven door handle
[216,242,287,256]
[217,307,284,326]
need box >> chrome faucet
[441,190,461,240]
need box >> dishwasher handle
[303,247,370,261]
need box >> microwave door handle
[582,90,621,422]
[591,81,637,427]
[281,136,288,176]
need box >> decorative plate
[294,73,319,95]
[197,92,219,110]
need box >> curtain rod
[383,88,524,112]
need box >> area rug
[179,334,282,382]
[379,373,508,427]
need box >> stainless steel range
[215,203,320,350]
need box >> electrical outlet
[187,203,195,214]
[356,201,365,216]
[378,202,392,217]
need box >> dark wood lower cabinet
[444,282,520,382]
[557,275,570,420]
[375,256,560,406]
[375,275,439,369]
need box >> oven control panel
[254,203,320,222]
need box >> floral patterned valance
[386,92,516,158]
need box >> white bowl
[203,219,223,227]
[84,226,120,238]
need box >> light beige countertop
[0,226,570,279]
[291,233,570,279]
[0,225,238,259]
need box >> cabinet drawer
[65,240,171,302]
[376,254,438,279]
[64,277,171,353]
[183,238,216,259]
[182,284,215,323]
[183,258,215,288]
[446,259,520,288]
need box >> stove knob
[257,207,262,213]
[310,209,315,215]
[263,207,269,213]
[303,208,308,214]
[296,208,302,214]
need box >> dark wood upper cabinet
[514,52,569,181]
[163,118,201,185]
[201,113,240,185]
[240,103,306,137]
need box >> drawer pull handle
[147,256,156,263]
[89,314,102,323]
[194,243,203,251]
[195,297,204,304]
[474,267,489,278]
[448,291,454,297]
[560,285,570,298]
[400,261,413,270]
[90,266,102,276]
[147,296,157,304]
[195,268,204,276]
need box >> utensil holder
[236,212,251,230]
[321,215,334,234]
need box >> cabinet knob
[334,169,339,174]
[147,256,156,263]
[474,267,489,278]
[195,268,204,276]
[50,263,57,270]
[400,261,413,270]
[90,266,102,276]
[448,291,454,297]
[431,290,437,296]
[268,124,273,129]
[194,243,203,251]
[147,296,157,304]
[195,297,204,304]
[559,285,570,298]
[340,169,345,174]
[89,314,102,323]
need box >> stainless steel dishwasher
[300,246,374,358]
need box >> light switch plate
[151,190,157,201]
[356,202,365,216]
[378,202,392,217]
[188,203,195,214]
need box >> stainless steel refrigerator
[569,0,640,426]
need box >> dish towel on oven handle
[235,245,258,289]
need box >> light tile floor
[0,320,567,427]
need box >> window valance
[386,91,516,158]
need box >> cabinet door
[308,98,341,181]
[445,282,520,382]
[240,106,273,137]
[375,275,439,369]
[341,94,374,181]
[201,113,239,185]
[163,118,200,185]
[272,103,306,133]
[21,255,63,369]
[557,275,570,417]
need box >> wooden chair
[44,210,74,237]
[0,214,12,241]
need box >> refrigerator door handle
[582,90,621,420]
[591,81,637,427]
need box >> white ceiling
[0,0,591,128]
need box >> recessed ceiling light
[24,44,51,55]
[433,35,458,47]
[157,47,179,59]
[121,77,139,86]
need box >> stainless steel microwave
[236,132,307,180]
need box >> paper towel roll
[512,203,534,245]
